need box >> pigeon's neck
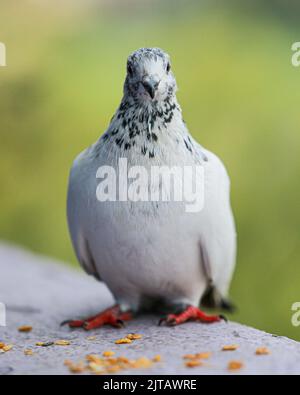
[108,94,187,140]
[100,94,198,161]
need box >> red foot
[61,305,132,330]
[159,305,226,326]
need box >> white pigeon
[65,48,236,330]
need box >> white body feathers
[67,107,236,312]
[67,48,236,313]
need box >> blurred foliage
[1,1,300,340]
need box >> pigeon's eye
[127,63,133,76]
[166,62,171,73]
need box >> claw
[158,318,166,326]
[60,319,71,327]
[158,316,177,326]
[115,319,125,328]
[82,321,91,331]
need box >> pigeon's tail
[200,285,236,313]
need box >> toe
[61,319,85,328]
[83,321,93,331]
[158,317,169,326]
[114,319,125,328]
[60,319,71,327]
[158,316,177,326]
[166,318,177,326]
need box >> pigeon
[64,48,236,330]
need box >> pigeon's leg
[159,305,225,326]
[61,305,133,330]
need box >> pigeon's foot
[61,305,132,330]
[159,305,226,326]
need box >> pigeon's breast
[85,198,206,308]
[76,137,209,308]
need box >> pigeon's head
[124,48,177,104]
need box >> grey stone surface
[1,242,300,375]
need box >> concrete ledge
[0,242,300,375]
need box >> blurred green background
[1,0,300,340]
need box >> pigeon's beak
[142,77,160,100]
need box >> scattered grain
[115,338,132,344]
[55,340,71,346]
[228,360,243,371]
[222,344,238,351]
[103,350,115,357]
[256,347,270,355]
[126,333,142,340]
[36,341,54,347]
[185,360,203,368]
[18,325,32,333]
[153,354,162,362]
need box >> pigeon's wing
[67,151,102,281]
[195,146,237,310]
[199,242,236,312]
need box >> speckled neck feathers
[101,94,198,162]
